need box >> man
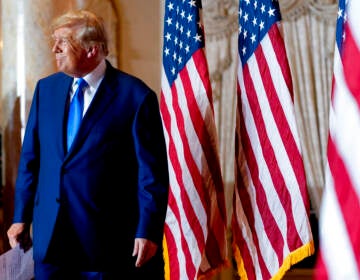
[7,9,169,279]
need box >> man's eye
[51,36,71,46]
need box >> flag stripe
[328,138,360,271]
[268,25,294,101]
[342,24,360,110]
[164,211,184,279]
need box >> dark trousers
[34,259,165,280]
[34,262,117,280]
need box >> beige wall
[115,0,162,94]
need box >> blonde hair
[51,10,109,56]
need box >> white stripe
[237,57,281,275]
[320,162,359,279]
[187,58,212,122]
[165,205,190,280]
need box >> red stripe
[268,26,294,101]
[231,199,257,279]
[192,50,215,113]
[164,221,180,279]
[331,76,336,104]
[342,23,360,108]
[327,136,360,272]
[314,251,328,280]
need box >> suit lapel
[66,64,119,155]
[55,75,73,158]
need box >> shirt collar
[73,59,106,90]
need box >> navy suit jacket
[13,61,169,271]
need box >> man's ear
[87,45,98,58]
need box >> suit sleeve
[13,83,40,224]
[132,91,169,245]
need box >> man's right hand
[7,223,32,251]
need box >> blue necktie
[67,78,87,151]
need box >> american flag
[232,0,314,279]
[160,0,228,279]
[315,0,360,278]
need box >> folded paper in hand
[0,245,34,280]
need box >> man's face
[51,27,88,77]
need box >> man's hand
[132,238,158,267]
[7,223,32,251]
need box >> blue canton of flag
[336,0,347,51]
[239,0,281,65]
[162,0,204,85]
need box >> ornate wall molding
[203,0,238,101]
[202,0,238,41]
[280,0,337,21]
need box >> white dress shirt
[70,59,106,117]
